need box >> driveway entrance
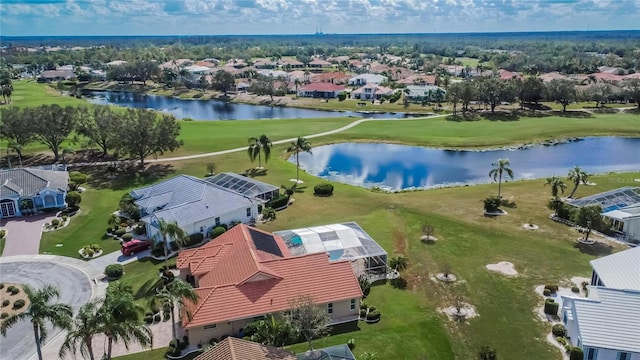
[1,214,58,256]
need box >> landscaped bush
[210,226,226,239]
[66,191,82,208]
[187,233,204,246]
[121,233,133,242]
[166,345,181,357]
[347,338,355,350]
[228,221,241,228]
[81,244,102,258]
[483,196,501,213]
[571,286,580,293]
[556,336,567,346]
[338,92,347,101]
[6,285,15,293]
[544,299,559,316]
[569,347,584,360]
[162,270,175,281]
[69,171,87,185]
[0,313,8,319]
[115,228,127,237]
[359,309,367,318]
[2,300,9,307]
[366,310,381,321]
[178,339,188,350]
[134,225,146,235]
[314,183,334,196]
[163,309,170,321]
[10,287,20,295]
[543,288,551,296]
[151,243,165,257]
[368,306,376,312]
[153,313,161,322]
[13,299,25,309]
[51,218,60,227]
[104,264,124,279]
[144,315,153,324]
[552,324,567,337]
[0,230,5,239]
[544,285,558,294]
[0,283,4,290]
[209,338,217,346]
[261,207,276,221]
[267,195,289,209]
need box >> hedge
[187,233,204,246]
[267,195,289,209]
[544,285,558,294]
[13,299,26,309]
[366,310,381,321]
[210,226,226,239]
[544,299,559,316]
[569,347,584,360]
[121,233,133,242]
[314,183,334,196]
[104,264,124,278]
[552,324,567,337]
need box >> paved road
[0,257,102,360]
[1,214,58,256]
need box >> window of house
[618,352,631,360]
[204,324,217,329]
[246,208,251,217]
[215,217,220,226]
[586,348,598,360]
[327,303,333,314]
[350,299,356,310]
[200,226,204,232]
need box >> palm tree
[59,300,102,360]
[544,176,567,198]
[489,159,514,198]
[286,137,312,183]
[389,253,408,273]
[155,279,199,344]
[247,134,272,169]
[0,285,72,360]
[157,218,187,269]
[567,166,589,198]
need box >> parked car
[121,239,152,256]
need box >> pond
[291,137,640,191]
[83,90,417,120]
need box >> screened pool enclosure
[275,222,388,279]
[204,172,279,202]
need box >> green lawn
[113,347,169,360]
[6,80,87,108]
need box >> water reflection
[292,138,640,190]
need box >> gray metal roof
[590,247,640,290]
[133,175,256,228]
[0,168,69,197]
[297,344,355,360]
[568,187,640,212]
[203,172,279,199]
[571,287,640,353]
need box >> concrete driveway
[0,257,101,360]
[1,214,58,256]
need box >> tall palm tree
[544,176,567,199]
[286,137,312,183]
[59,300,102,360]
[567,166,589,198]
[155,279,199,344]
[489,159,514,198]
[157,218,187,269]
[247,134,272,169]
[0,285,72,360]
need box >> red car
[121,239,152,256]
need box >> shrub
[368,306,376,312]
[552,324,567,337]
[582,281,589,291]
[151,243,165,257]
[104,264,124,278]
[228,221,241,228]
[556,336,567,346]
[210,226,226,239]
[144,315,153,324]
[162,270,175,281]
[359,309,367,318]
[0,313,8,319]
[134,225,146,235]
[2,300,9,307]
[543,288,551,296]
[62,215,68,221]
[209,338,217,346]
[187,233,204,246]
[338,92,347,101]
[544,285,558,294]
[347,338,355,350]
[51,218,60,227]
[358,276,371,298]
[571,286,580,293]
[145,311,153,317]
[166,346,181,357]
[483,196,501,213]
[163,309,170,321]
[0,283,3,290]
[13,299,25,309]
[314,183,334,196]
[153,313,161,322]
[6,285,16,293]
[0,230,5,239]
[569,347,584,360]
[366,310,381,321]
[183,335,190,345]
[261,207,276,221]
[66,191,82,208]
[121,233,133,242]
[115,228,127,237]
[10,287,20,295]
[267,195,289,209]
[178,340,188,350]
[360,302,368,310]
[544,299,559,316]
[69,171,87,185]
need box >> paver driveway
[0,259,95,360]
[1,214,58,256]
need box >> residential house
[308,59,332,68]
[0,167,69,219]
[561,287,640,360]
[589,246,640,290]
[498,69,522,81]
[176,224,363,345]
[539,72,568,83]
[351,84,394,100]
[348,74,386,86]
[280,58,304,69]
[130,174,278,243]
[195,337,356,360]
[311,71,351,84]
[404,85,446,103]
[37,70,75,82]
[397,75,436,86]
[297,83,345,98]
[253,58,277,69]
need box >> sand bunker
[523,223,539,230]
[486,261,518,276]
[438,303,478,321]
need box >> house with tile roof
[348,74,386,86]
[0,167,69,219]
[194,337,297,360]
[561,287,640,360]
[308,59,332,68]
[177,224,363,345]
[351,84,394,101]
[130,175,263,244]
[311,72,351,85]
[297,83,345,99]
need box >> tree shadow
[573,241,613,256]
[623,107,640,114]
[329,321,361,336]
[523,103,552,111]
[592,107,618,114]
[447,113,481,122]
[553,110,593,118]
[482,111,521,122]
[81,162,175,190]
[500,199,518,208]
[242,168,268,177]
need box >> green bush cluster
[267,195,289,209]
[2,300,9,307]
[543,288,551,296]
[366,310,381,321]
[0,312,8,319]
[121,233,134,242]
[69,171,87,185]
[261,207,276,221]
[104,264,124,278]
[0,230,5,239]
[13,299,26,309]
[571,286,580,293]
[115,228,127,237]
[6,285,16,293]
[10,287,20,295]
[544,299,559,316]
[544,285,558,294]
[134,225,146,235]
[552,324,567,337]
[51,218,60,227]
[144,315,153,324]
[210,226,226,239]
[483,196,501,212]
[187,233,204,246]
[569,347,584,360]
[0,283,4,290]
[314,183,334,196]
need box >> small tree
[206,163,216,176]
[285,295,330,351]
[421,223,435,241]
[441,263,453,280]
[66,191,82,208]
[478,346,498,360]
[483,196,501,213]
[389,253,408,272]
[358,275,371,298]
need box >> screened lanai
[204,172,279,202]
[274,222,388,278]
[567,187,640,212]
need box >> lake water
[291,137,640,191]
[83,90,415,120]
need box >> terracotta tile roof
[594,72,624,82]
[195,337,296,360]
[351,84,394,95]
[179,225,362,329]
[397,75,436,85]
[311,72,351,83]
[309,59,332,66]
[298,83,345,92]
[499,69,522,80]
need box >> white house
[561,287,640,360]
[589,246,640,290]
[348,74,386,86]
[351,84,394,100]
[404,85,446,102]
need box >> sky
[1,0,639,36]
